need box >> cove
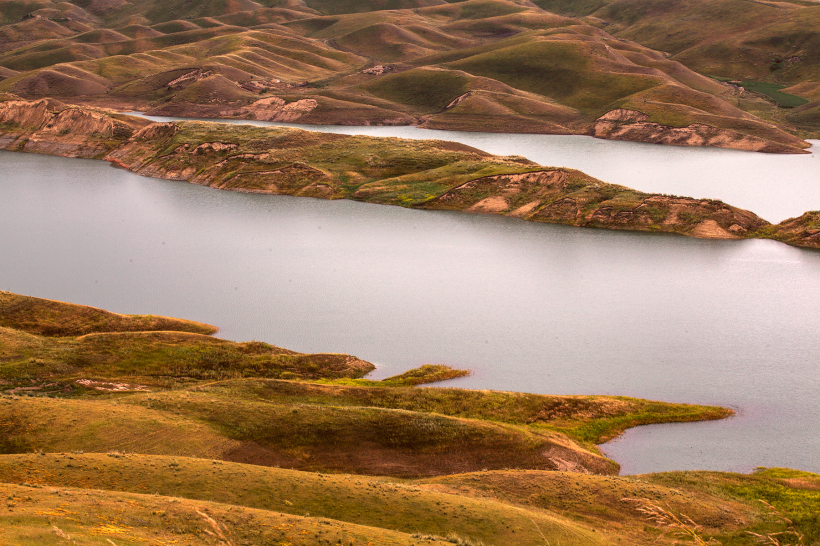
[141,114,820,225]
[2,149,819,475]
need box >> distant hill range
[0,0,818,150]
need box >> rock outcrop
[424,169,770,239]
[591,109,810,154]
[0,96,148,157]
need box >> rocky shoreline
[1,95,818,249]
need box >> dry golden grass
[0,481,456,546]
[0,453,607,546]
[0,291,217,337]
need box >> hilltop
[533,0,820,139]
[1,292,819,544]
[0,0,815,151]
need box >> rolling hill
[1,293,819,544]
[0,0,815,148]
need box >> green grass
[304,0,439,15]
[380,364,471,385]
[0,291,216,337]
[0,1,37,25]
[4,103,796,243]
[446,39,662,115]
[0,290,378,391]
[0,395,239,458]
[193,378,732,448]
[128,389,617,475]
[0,480,456,546]
[740,80,810,108]
[0,328,375,390]
[428,469,757,542]
[174,74,257,104]
[530,0,609,16]
[456,0,529,20]
[0,454,602,546]
[0,386,615,476]
[1,454,818,546]
[364,68,471,112]
[0,0,814,143]
[0,290,811,544]
[648,469,820,545]
[0,290,735,479]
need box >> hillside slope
[0,0,813,149]
[534,0,820,136]
[2,295,817,545]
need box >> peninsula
[2,95,819,249]
[2,291,818,545]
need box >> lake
[1,129,819,475]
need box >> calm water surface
[1,145,819,475]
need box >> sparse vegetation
[2,98,817,248]
[1,0,819,541]
[0,0,815,142]
[380,364,472,386]
[0,294,815,544]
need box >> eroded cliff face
[1,98,817,249]
[144,95,416,127]
[424,170,770,239]
[590,109,810,154]
[0,96,148,158]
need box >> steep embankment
[0,94,149,156]
[1,96,817,248]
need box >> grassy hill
[1,1,819,541]
[532,0,820,135]
[0,293,727,478]
[2,293,819,544]
[0,0,815,145]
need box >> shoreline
[1,96,818,250]
[0,289,734,477]
[56,94,814,155]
